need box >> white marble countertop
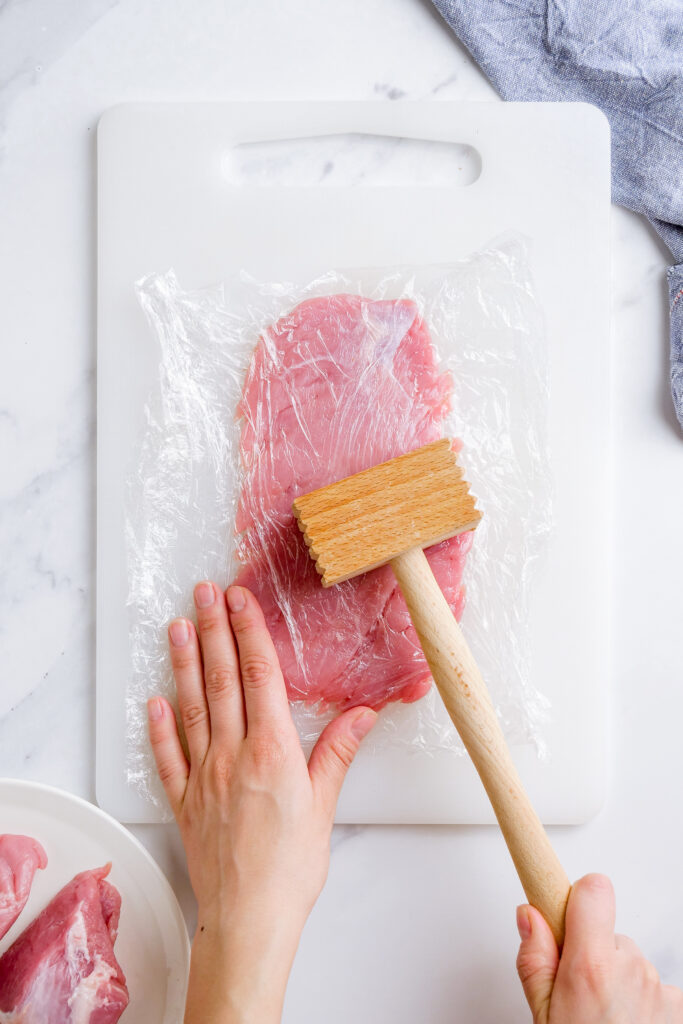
[1,0,682,1021]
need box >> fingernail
[516,906,532,940]
[226,586,246,613]
[169,618,190,646]
[148,697,164,722]
[194,582,215,609]
[351,709,377,740]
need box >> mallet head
[293,438,482,586]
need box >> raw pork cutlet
[0,865,129,1024]
[235,293,474,711]
[0,836,47,941]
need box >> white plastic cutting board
[97,102,611,824]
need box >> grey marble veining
[0,0,118,141]
[225,132,481,187]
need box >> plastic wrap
[125,238,552,811]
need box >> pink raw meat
[0,865,129,1024]
[235,293,474,711]
[0,836,47,941]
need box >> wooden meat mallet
[293,437,571,945]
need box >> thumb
[308,707,376,814]
[516,905,560,1024]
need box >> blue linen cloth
[431,0,683,427]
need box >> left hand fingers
[308,707,376,816]
[193,581,246,749]
[168,617,210,763]
[147,697,189,815]
[226,586,292,736]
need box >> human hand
[147,582,376,1024]
[516,874,683,1023]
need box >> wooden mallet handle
[391,545,570,946]
[292,439,569,940]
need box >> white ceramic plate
[0,779,189,1021]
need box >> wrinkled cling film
[125,239,552,813]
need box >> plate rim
[0,776,191,1017]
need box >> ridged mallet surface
[293,439,482,586]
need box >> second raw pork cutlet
[0,865,129,1024]
[0,835,47,941]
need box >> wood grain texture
[292,439,482,586]
[293,437,569,940]
[391,546,570,945]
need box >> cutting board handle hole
[222,133,482,187]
